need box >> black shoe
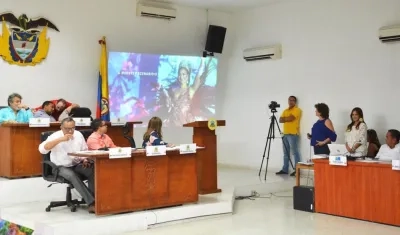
[275,170,288,175]
[290,171,296,177]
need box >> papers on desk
[74,150,108,155]
[298,161,314,166]
[356,159,380,163]
[312,154,328,159]
[392,160,400,170]
[166,146,180,151]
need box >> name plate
[109,147,131,159]
[29,117,50,127]
[146,145,167,157]
[73,118,91,126]
[329,156,347,166]
[111,117,126,126]
[392,160,400,170]
[179,144,197,154]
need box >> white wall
[217,0,400,171]
[0,0,234,144]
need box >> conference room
[0,0,399,235]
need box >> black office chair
[41,131,86,212]
[79,129,93,141]
[0,106,7,110]
[122,123,136,148]
[69,107,93,121]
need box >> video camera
[268,101,280,112]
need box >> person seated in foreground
[33,98,79,121]
[367,129,381,158]
[142,116,175,148]
[38,117,95,213]
[33,101,56,122]
[0,93,33,124]
[87,118,117,150]
[375,129,400,161]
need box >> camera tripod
[258,110,295,180]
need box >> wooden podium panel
[314,159,400,226]
[0,122,141,178]
[184,120,225,195]
[69,150,199,215]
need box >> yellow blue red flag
[96,36,110,121]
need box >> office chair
[122,123,136,148]
[69,107,93,121]
[79,129,93,141]
[0,106,7,110]
[41,131,86,212]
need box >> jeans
[57,164,95,206]
[281,134,301,172]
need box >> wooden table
[69,149,199,215]
[295,163,314,186]
[313,159,400,226]
[0,122,142,178]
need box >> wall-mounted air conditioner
[379,25,400,42]
[136,2,176,20]
[243,45,282,61]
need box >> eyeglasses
[62,127,75,132]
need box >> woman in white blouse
[345,107,368,156]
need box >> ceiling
[150,0,283,12]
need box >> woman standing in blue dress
[308,103,337,155]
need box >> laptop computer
[328,144,348,156]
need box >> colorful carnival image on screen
[108,52,218,127]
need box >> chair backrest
[0,106,7,110]
[79,129,93,141]
[41,131,55,179]
[122,123,136,148]
[69,107,93,121]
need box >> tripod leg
[259,124,273,176]
[273,117,295,170]
[264,119,275,180]
[264,130,273,181]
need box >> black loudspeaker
[293,186,315,212]
[205,25,227,54]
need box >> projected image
[108,52,218,127]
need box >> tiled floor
[2,166,398,235]
[125,191,400,235]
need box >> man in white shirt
[39,117,95,213]
[376,129,400,161]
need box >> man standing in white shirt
[376,129,400,161]
[39,117,95,213]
